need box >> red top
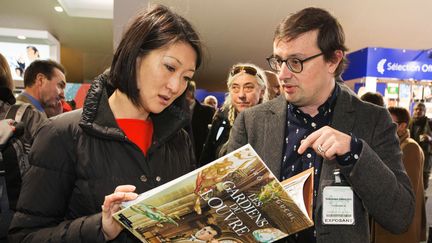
[116,118,153,155]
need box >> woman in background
[9,5,202,242]
[199,63,266,166]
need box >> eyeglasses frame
[266,52,324,73]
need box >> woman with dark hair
[9,5,202,242]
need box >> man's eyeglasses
[230,66,263,81]
[266,53,323,73]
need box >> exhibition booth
[342,47,432,115]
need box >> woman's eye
[184,76,192,82]
[165,64,175,72]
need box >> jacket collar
[79,74,189,144]
[330,82,356,132]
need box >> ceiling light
[54,6,64,12]
[17,35,26,40]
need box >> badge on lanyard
[322,169,355,225]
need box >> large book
[113,144,314,243]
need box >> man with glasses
[227,7,414,243]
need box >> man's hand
[420,133,431,142]
[297,126,351,160]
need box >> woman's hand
[101,185,138,241]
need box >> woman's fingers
[114,185,136,193]
[103,191,138,212]
[101,185,139,240]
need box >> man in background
[16,59,66,118]
[263,70,281,101]
[372,106,426,243]
[360,92,385,107]
[203,95,218,110]
[185,81,215,161]
[409,102,432,189]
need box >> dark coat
[187,100,215,160]
[199,109,230,166]
[227,83,414,243]
[9,75,196,242]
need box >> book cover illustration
[114,144,313,243]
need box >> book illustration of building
[115,145,313,243]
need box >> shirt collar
[289,84,340,119]
[22,92,44,112]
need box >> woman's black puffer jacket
[9,74,195,242]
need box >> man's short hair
[414,102,426,110]
[274,7,348,78]
[23,60,65,88]
[360,92,384,107]
[388,107,410,124]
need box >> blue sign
[342,47,432,81]
[196,89,226,108]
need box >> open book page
[114,144,313,243]
[280,167,314,220]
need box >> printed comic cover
[114,144,313,243]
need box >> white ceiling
[58,0,113,19]
[0,0,431,90]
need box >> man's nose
[238,88,246,99]
[278,62,294,81]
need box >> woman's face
[136,41,197,114]
[229,73,264,113]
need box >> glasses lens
[265,57,279,71]
[287,58,302,73]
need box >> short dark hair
[360,92,384,107]
[274,7,348,77]
[23,60,65,87]
[388,107,410,124]
[207,224,222,238]
[414,102,426,110]
[109,4,203,107]
[26,46,39,55]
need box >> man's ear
[35,73,46,87]
[260,87,265,99]
[328,50,344,74]
[400,122,408,130]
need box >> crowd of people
[0,4,430,243]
